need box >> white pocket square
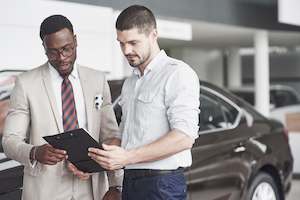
[94,94,103,110]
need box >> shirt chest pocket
[136,89,164,110]
[137,92,156,103]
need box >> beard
[127,57,144,67]
[126,51,151,68]
[50,59,75,77]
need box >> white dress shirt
[48,63,87,130]
[120,50,200,170]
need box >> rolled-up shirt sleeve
[165,64,200,139]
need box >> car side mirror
[241,109,254,127]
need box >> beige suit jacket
[2,63,123,200]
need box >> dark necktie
[61,77,79,131]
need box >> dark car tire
[246,172,281,200]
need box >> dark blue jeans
[122,169,187,200]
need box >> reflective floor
[287,179,300,200]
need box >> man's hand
[103,187,121,200]
[67,162,91,180]
[35,144,67,165]
[88,144,131,170]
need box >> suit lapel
[78,66,94,132]
[41,64,64,132]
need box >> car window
[271,90,300,108]
[199,90,239,133]
[222,99,239,125]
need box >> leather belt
[124,167,184,179]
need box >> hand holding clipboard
[43,128,104,173]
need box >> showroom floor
[288,179,300,200]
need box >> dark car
[229,85,300,109]
[0,70,24,200]
[0,77,293,200]
[0,148,23,200]
[109,80,293,200]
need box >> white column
[169,47,224,87]
[227,48,242,88]
[254,30,270,117]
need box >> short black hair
[116,5,156,34]
[40,15,73,40]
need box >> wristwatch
[110,186,122,192]
[30,146,37,163]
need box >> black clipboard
[43,128,104,173]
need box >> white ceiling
[159,20,300,49]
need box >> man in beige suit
[2,15,122,200]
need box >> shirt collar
[48,62,79,80]
[133,50,167,77]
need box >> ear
[74,35,78,47]
[42,41,47,54]
[42,37,48,49]
[150,29,158,41]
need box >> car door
[0,136,23,200]
[0,71,23,199]
[186,87,252,200]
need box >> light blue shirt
[120,50,200,169]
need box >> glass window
[271,90,300,108]
[221,100,239,126]
[199,90,239,133]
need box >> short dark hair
[116,5,156,34]
[40,15,73,40]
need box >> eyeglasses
[45,43,75,60]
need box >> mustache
[125,54,138,58]
[57,62,70,66]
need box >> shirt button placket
[131,78,142,145]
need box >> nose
[122,44,133,55]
